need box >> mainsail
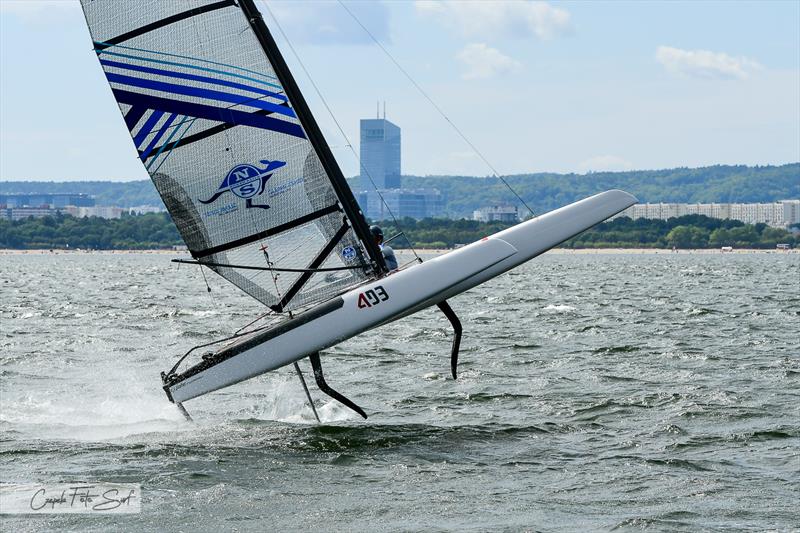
[80,0,385,312]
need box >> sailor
[370,225,398,271]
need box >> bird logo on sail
[199,159,287,210]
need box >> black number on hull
[357,285,389,309]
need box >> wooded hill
[3,163,797,217]
[397,163,799,217]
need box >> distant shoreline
[1,248,795,256]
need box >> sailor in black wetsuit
[370,225,398,271]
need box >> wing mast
[238,0,387,276]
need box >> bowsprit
[199,159,286,210]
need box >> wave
[542,304,576,313]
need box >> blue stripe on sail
[106,72,296,118]
[112,89,306,140]
[96,48,281,90]
[150,117,199,173]
[94,41,279,82]
[124,105,147,131]
[100,59,288,102]
[132,110,164,147]
[140,113,178,161]
[146,115,193,170]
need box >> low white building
[611,200,800,228]
[4,207,57,221]
[3,204,162,221]
[473,205,519,223]
[129,205,165,215]
[62,206,125,219]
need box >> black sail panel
[80,0,381,311]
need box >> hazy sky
[1,0,798,182]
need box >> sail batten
[93,0,238,50]
[81,0,380,311]
[191,203,341,259]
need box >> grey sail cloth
[80,0,373,312]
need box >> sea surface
[1,251,798,531]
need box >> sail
[80,0,384,312]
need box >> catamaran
[80,0,637,420]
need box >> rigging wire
[198,264,212,293]
[173,258,370,273]
[235,310,279,336]
[260,244,285,306]
[335,1,536,219]
[259,1,422,261]
[166,318,277,377]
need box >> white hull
[166,189,636,404]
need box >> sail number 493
[357,286,389,309]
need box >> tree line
[561,215,797,249]
[0,212,181,249]
[0,212,795,250]
[381,214,797,249]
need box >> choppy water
[1,251,798,531]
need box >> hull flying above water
[80,0,637,420]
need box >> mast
[238,0,387,275]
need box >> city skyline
[1,1,799,182]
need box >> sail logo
[200,159,287,210]
[341,246,357,262]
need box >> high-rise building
[360,117,401,190]
[356,113,443,219]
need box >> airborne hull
[165,189,637,404]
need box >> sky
[1,0,798,182]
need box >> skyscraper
[360,117,401,190]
